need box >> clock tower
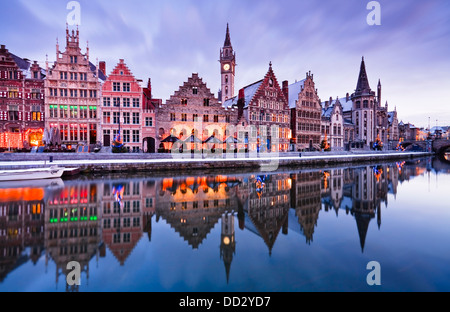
[220,23,236,103]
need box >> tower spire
[355,56,371,95]
[224,23,232,47]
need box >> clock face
[223,64,230,71]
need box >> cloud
[2,0,450,126]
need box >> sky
[1,0,449,128]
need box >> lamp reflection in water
[255,176,266,199]
[112,184,125,207]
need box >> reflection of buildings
[44,181,102,291]
[0,184,46,282]
[220,212,235,284]
[100,179,155,265]
[0,159,437,289]
[290,171,322,244]
[155,176,240,249]
[242,174,291,254]
[321,165,400,252]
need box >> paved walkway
[0,151,433,171]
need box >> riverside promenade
[0,150,433,174]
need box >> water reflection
[1,157,449,291]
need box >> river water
[0,156,449,292]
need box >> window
[103,112,111,124]
[145,117,153,127]
[123,112,130,124]
[193,114,199,122]
[59,105,68,118]
[113,82,120,92]
[133,98,140,108]
[193,87,198,95]
[113,97,120,107]
[89,106,97,119]
[123,130,130,143]
[103,97,111,107]
[203,115,209,122]
[113,112,120,124]
[70,106,78,119]
[123,83,130,92]
[203,98,210,107]
[79,106,87,119]
[132,130,140,143]
[214,115,219,123]
[181,113,187,122]
[132,112,140,124]
[123,98,130,107]
[181,98,188,105]
[170,113,176,121]
[49,105,58,118]
[8,105,19,121]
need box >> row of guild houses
[0,24,401,153]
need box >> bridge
[401,139,450,156]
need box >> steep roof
[322,97,353,113]
[354,57,372,96]
[322,106,334,118]
[10,53,30,71]
[288,79,306,109]
[223,80,263,109]
[89,62,107,81]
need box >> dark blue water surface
[1,156,450,292]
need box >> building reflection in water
[0,158,440,288]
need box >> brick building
[0,44,45,150]
[157,73,235,153]
[224,63,291,153]
[321,97,344,150]
[44,26,106,150]
[142,78,160,153]
[286,71,322,151]
[101,59,143,152]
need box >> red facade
[0,45,45,150]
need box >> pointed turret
[224,23,232,47]
[355,57,372,96]
[377,79,382,107]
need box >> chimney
[237,88,245,121]
[99,61,106,76]
[346,93,349,102]
[238,88,245,100]
[282,80,289,102]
